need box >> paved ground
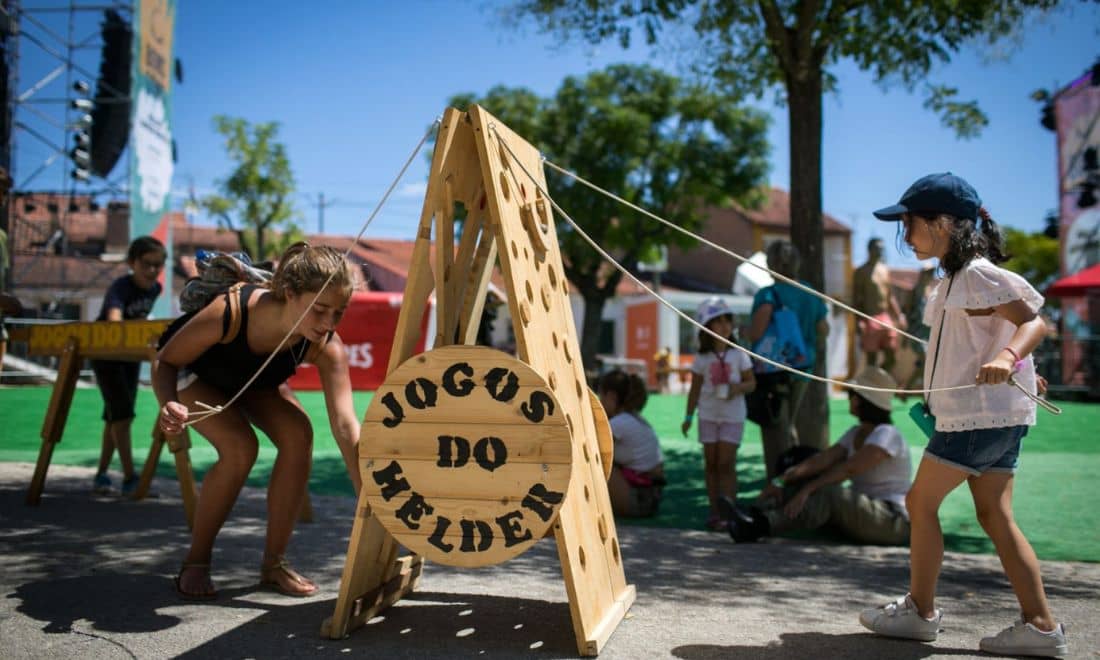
[1,462,1097,659]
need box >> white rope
[181,118,442,428]
[542,158,927,346]
[493,125,1062,416]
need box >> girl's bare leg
[968,471,1056,631]
[178,380,260,596]
[906,457,969,617]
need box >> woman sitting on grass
[721,366,911,546]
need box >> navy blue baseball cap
[873,172,981,222]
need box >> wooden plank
[16,319,170,357]
[459,228,498,345]
[133,425,167,501]
[26,338,81,506]
[328,108,474,641]
[588,389,614,481]
[363,463,573,506]
[167,429,199,528]
[467,104,633,657]
[360,424,573,462]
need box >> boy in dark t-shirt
[91,236,165,495]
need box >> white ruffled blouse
[923,257,1044,432]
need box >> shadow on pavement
[673,632,977,659]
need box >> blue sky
[13,1,1100,268]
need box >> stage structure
[323,106,631,656]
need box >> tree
[1003,226,1060,292]
[448,64,770,369]
[202,116,302,261]
[506,0,1060,446]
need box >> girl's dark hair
[697,315,734,353]
[910,207,1007,276]
[127,235,165,262]
[851,393,892,425]
[597,369,648,413]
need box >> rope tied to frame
[178,118,443,428]
[489,124,1060,415]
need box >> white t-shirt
[838,424,911,512]
[923,257,1043,431]
[609,412,663,472]
[691,347,754,423]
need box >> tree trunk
[578,293,608,381]
[787,67,829,450]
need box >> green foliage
[1002,226,1060,290]
[448,63,770,366]
[202,115,300,261]
[508,1,1060,133]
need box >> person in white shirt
[682,297,756,530]
[721,366,911,546]
[597,369,664,518]
[858,173,1066,658]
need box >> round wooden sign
[360,345,574,567]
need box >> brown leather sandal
[259,557,317,597]
[175,561,217,601]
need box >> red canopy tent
[1047,263,1100,297]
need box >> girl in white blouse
[858,173,1067,658]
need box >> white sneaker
[980,619,1068,657]
[859,594,942,642]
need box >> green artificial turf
[1,386,1096,561]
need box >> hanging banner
[130,0,176,317]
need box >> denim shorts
[924,425,1028,476]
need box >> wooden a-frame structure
[322,106,633,656]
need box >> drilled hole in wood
[523,246,530,261]
[566,413,574,434]
[563,343,572,364]
[612,538,620,564]
[552,332,558,348]
[479,193,487,210]
[540,285,552,312]
[562,278,569,295]
[581,439,589,462]
[548,265,558,289]
[548,372,558,389]
[575,379,583,398]
[499,143,509,167]
[511,241,518,259]
[578,545,586,570]
[598,515,608,542]
[520,182,527,200]
[525,280,534,303]
[499,172,510,201]
[584,485,590,501]
[519,302,531,326]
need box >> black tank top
[187,285,319,395]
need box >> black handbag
[746,371,790,427]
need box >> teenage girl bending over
[156,243,361,600]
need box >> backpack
[158,251,329,366]
[751,286,810,373]
[158,251,271,349]
[179,250,272,313]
